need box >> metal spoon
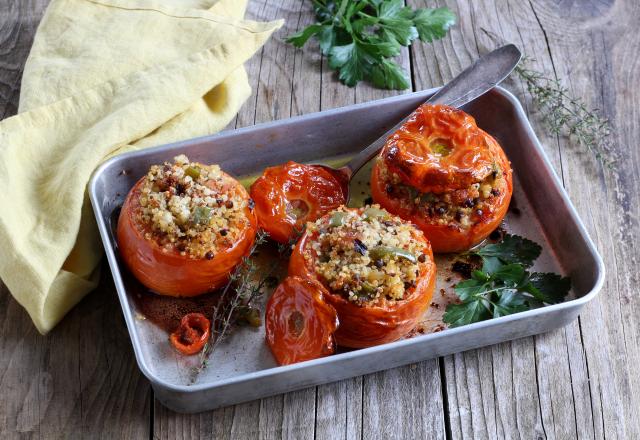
[316,44,522,201]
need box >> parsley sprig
[286,0,456,89]
[443,234,571,328]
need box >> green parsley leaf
[286,24,324,47]
[475,234,542,269]
[491,263,528,286]
[492,290,528,317]
[379,0,413,21]
[479,256,502,274]
[378,0,418,46]
[525,272,571,304]
[329,41,377,86]
[413,7,457,42]
[286,1,456,89]
[318,25,336,54]
[444,234,571,328]
[453,278,487,301]
[443,299,491,328]
[371,59,410,90]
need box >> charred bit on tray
[489,226,507,242]
[451,260,473,278]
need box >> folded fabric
[0,0,283,334]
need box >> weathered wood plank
[3,0,640,439]
[409,1,640,440]
[0,0,44,118]
[0,2,151,439]
[524,1,640,438]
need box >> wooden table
[1,1,638,438]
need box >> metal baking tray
[89,86,604,413]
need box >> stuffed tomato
[249,161,345,244]
[117,154,257,296]
[288,206,436,349]
[371,104,513,253]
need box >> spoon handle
[342,44,522,179]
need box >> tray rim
[89,85,605,394]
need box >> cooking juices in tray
[116,104,521,365]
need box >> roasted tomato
[265,276,339,365]
[170,313,211,355]
[117,156,257,296]
[372,104,513,253]
[289,207,436,349]
[249,161,346,244]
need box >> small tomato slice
[250,161,346,243]
[265,276,339,365]
[170,313,211,355]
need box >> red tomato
[249,161,346,244]
[288,208,437,349]
[265,276,339,365]
[372,104,513,253]
[117,171,257,297]
[381,104,503,193]
[169,313,211,355]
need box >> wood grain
[1,0,639,439]
[0,2,150,439]
[409,1,640,439]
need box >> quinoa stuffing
[376,158,508,229]
[136,155,251,258]
[304,206,430,304]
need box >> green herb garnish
[443,234,571,328]
[362,206,387,220]
[192,206,212,225]
[185,166,201,180]
[481,28,615,169]
[192,231,290,382]
[475,234,541,272]
[431,143,452,156]
[286,0,456,89]
[369,245,416,263]
[329,211,347,227]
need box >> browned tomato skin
[117,175,257,297]
[370,161,512,253]
[265,276,339,365]
[382,104,503,193]
[373,104,513,253]
[288,210,437,349]
[250,161,346,244]
[169,313,211,355]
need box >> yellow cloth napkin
[0,0,283,334]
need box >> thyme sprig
[191,231,273,382]
[190,229,298,382]
[514,58,615,168]
[481,28,615,168]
